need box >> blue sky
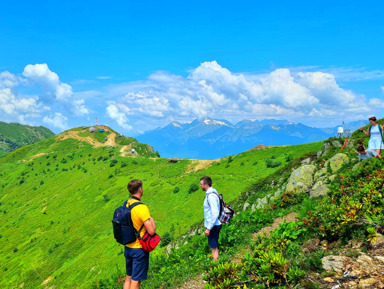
[1,0,384,134]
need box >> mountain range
[137,118,367,159]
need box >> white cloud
[105,61,372,131]
[381,86,384,94]
[0,71,20,88]
[106,103,132,130]
[0,88,48,118]
[43,113,68,130]
[22,63,88,116]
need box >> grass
[0,129,323,288]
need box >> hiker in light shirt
[200,176,222,261]
[356,145,379,162]
[360,116,384,158]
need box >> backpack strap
[127,201,143,210]
[206,192,223,214]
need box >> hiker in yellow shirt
[123,179,156,289]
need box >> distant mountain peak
[171,121,183,128]
[203,118,231,127]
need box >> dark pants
[208,225,222,249]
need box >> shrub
[160,232,172,248]
[188,184,199,194]
[173,187,180,194]
[265,159,282,168]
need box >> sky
[1,0,384,135]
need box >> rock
[255,196,268,209]
[325,153,349,173]
[243,202,250,211]
[317,150,323,158]
[286,165,316,193]
[347,240,364,249]
[374,256,384,263]
[320,240,329,250]
[329,174,337,182]
[251,204,255,212]
[302,248,310,254]
[322,255,352,273]
[314,168,327,180]
[359,278,378,288]
[331,140,342,147]
[349,281,357,286]
[346,139,355,148]
[301,157,311,165]
[310,180,329,198]
[352,163,360,170]
[323,277,335,283]
[370,233,384,247]
[324,142,332,155]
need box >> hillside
[0,121,55,157]
[0,125,323,288]
[96,121,384,288]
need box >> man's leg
[123,276,141,289]
[211,247,219,261]
[124,276,131,289]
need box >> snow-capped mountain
[136,118,366,159]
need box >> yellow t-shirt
[125,199,151,249]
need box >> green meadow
[0,127,323,288]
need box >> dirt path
[252,212,298,238]
[185,159,219,173]
[57,129,117,148]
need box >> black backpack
[112,201,143,245]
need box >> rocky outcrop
[325,153,349,173]
[286,165,316,193]
[310,180,329,198]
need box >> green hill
[0,125,323,288]
[0,121,55,157]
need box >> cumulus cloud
[23,63,88,115]
[43,112,68,130]
[0,88,48,119]
[106,103,132,130]
[106,61,371,131]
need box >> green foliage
[265,159,282,168]
[173,186,180,194]
[303,158,384,241]
[188,183,199,194]
[203,262,241,289]
[160,232,172,248]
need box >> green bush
[188,183,199,194]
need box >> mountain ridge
[137,118,367,159]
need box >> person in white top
[360,116,384,157]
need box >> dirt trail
[185,159,219,173]
[252,212,298,238]
[57,130,117,148]
[178,212,298,289]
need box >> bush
[173,187,180,194]
[188,184,199,194]
[160,232,172,247]
[265,159,282,168]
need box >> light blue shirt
[359,149,377,161]
[203,187,222,230]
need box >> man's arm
[143,217,156,235]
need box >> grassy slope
[0,129,322,288]
[0,121,54,157]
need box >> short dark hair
[128,179,142,195]
[369,116,377,122]
[356,145,365,152]
[200,176,212,187]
